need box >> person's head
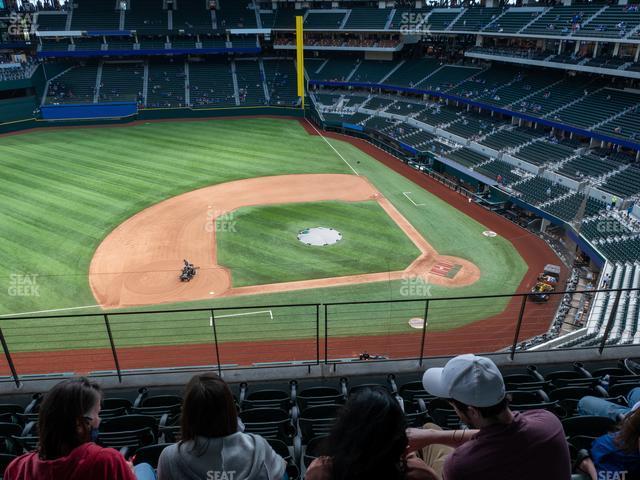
[38,377,102,460]
[615,406,640,453]
[180,373,237,445]
[323,387,408,480]
[422,354,509,428]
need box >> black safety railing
[0,287,637,387]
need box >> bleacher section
[600,167,640,197]
[512,176,570,206]
[99,62,144,104]
[304,11,346,30]
[480,128,542,151]
[554,89,640,129]
[476,159,523,184]
[35,12,68,31]
[310,58,358,82]
[522,5,603,36]
[172,2,214,33]
[515,141,576,166]
[343,8,391,30]
[125,0,167,33]
[544,193,606,222]
[70,0,121,31]
[189,60,236,108]
[450,7,502,32]
[417,65,481,91]
[415,105,459,126]
[578,6,640,38]
[46,65,98,104]
[217,0,257,29]
[518,77,597,117]
[146,60,185,108]
[597,108,640,142]
[483,9,541,33]
[350,60,394,84]
[235,60,266,106]
[426,9,462,30]
[446,148,489,168]
[382,58,441,87]
[263,59,298,107]
[556,154,622,180]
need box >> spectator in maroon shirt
[4,377,154,480]
[407,354,571,480]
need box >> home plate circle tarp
[297,227,342,246]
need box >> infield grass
[216,201,421,286]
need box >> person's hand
[406,427,438,453]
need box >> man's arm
[406,427,479,452]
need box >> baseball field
[0,117,562,373]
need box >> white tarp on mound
[297,227,342,246]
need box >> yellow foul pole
[295,15,305,109]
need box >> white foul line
[210,310,273,326]
[0,304,101,318]
[306,119,359,176]
[402,192,426,206]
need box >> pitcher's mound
[297,227,342,246]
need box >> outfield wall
[0,105,305,135]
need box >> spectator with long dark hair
[4,377,153,480]
[157,373,286,480]
[305,387,437,480]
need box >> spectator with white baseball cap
[406,354,571,480]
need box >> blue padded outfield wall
[41,102,137,120]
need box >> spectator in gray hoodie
[157,373,286,480]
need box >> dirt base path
[90,174,480,308]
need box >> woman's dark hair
[615,407,640,453]
[180,373,237,451]
[322,387,408,480]
[38,377,102,460]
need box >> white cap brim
[422,367,449,398]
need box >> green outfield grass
[217,201,421,286]
[0,118,528,355]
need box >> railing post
[315,304,320,365]
[0,326,20,388]
[510,295,528,361]
[419,299,430,367]
[324,304,328,364]
[210,309,222,376]
[102,314,122,383]
[598,289,622,355]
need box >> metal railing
[0,287,638,387]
